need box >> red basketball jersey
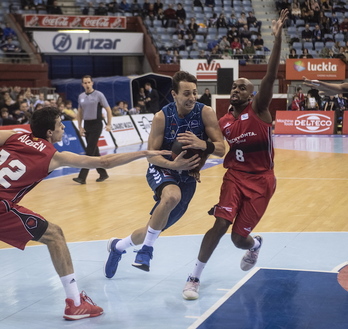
[0,133,57,203]
[219,102,274,173]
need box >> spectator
[289,48,298,58]
[163,4,177,28]
[253,33,264,51]
[136,88,146,113]
[198,49,208,60]
[1,38,22,62]
[227,26,239,43]
[247,11,262,32]
[207,47,222,64]
[175,3,186,21]
[174,18,186,36]
[238,12,248,28]
[130,0,142,16]
[198,88,212,106]
[10,85,21,101]
[112,101,124,116]
[239,24,252,40]
[301,24,313,42]
[157,7,165,25]
[290,95,301,111]
[82,2,94,14]
[0,107,17,125]
[194,0,204,12]
[142,0,149,17]
[305,90,319,110]
[340,17,348,34]
[144,82,160,114]
[94,2,108,15]
[312,24,322,43]
[290,2,301,24]
[3,23,17,40]
[216,13,228,32]
[243,40,256,63]
[227,13,238,28]
[185,33,198,52]
[300,48,313,58]
[205,0,215,9]
[58,102,74,121]
[47,0,63,14]
[33,92,45,109]
[231,36,242,53]
[153,0,163,15]
[106,1,121,15]
[173,33,186,51]
[187,17,199,37]
[219,35,230,52]
[119,0,131,13]
[162,49,174,64]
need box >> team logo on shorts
[26,217,38,229]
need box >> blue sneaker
[104,238,126,279]
[132,245,153,272]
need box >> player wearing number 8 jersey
[183,9,288,300]
[0,107,170,320]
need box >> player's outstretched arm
[303,76,348,95]
[254,9,288,115]
[49,149,171,172]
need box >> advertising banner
[342,112,348,135]
[24,14,126,29]
[33,31,143,54]
[286,58,346,80]
[0,121,86,153]
[130,113,154,142]
[110,116,142,146]
[274,111,335,134]
[180,59,239,81]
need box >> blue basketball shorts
[146,164,197,230]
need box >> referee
[73,75,112,184]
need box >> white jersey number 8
[236,149,245,162]
[0,149,26,188]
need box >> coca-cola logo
[42,16,69,27]
[83,17,110,27]
[53,33,72,52]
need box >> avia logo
[196,60,222,79]
[294,114,332,133]
[293,60,306,72]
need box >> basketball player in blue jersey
[104,71,225,278]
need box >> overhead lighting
[57,30,90,33]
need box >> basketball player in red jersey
[0,107,170,320]
[183,9,289,300]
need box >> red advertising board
[24,14,126,29]
[286,58,346,80]
[274,111,335,134]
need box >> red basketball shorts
[212,169,276,237]
[0,200,48,250]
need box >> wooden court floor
[1,135,348,250]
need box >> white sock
[61,273,80,306]
[115,235,135,252]
[143,226,161,247]
[191,259,206,280]
[251,237,260,250]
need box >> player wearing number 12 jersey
[0,107,170,320]
[183,9,288,300]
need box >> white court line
[186,267,259,329]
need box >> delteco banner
[24,14,126,29]
[274,111,335,134]
[286,58,346,80]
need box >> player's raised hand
[272,9,288,37]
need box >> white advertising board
[180,59,239,81]
[110,116,142,146]
[33,31,143,54]
[130,113,154,142]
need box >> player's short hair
[172,71,197,94]
[30,107,60,140]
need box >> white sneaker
[240,235,263,271]
[182,276,200,300]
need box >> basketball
[171,140,203,159]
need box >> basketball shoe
[63,291,103,320]
[240,235,263,271]
[182,276,200,300]
[104,238,126,278]
[132,245,153,272]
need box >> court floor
[1,134,348,329]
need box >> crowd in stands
[284,0,348,60]
[0,22,27,62]
[289,85,348,125]
[0,86,76,125]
